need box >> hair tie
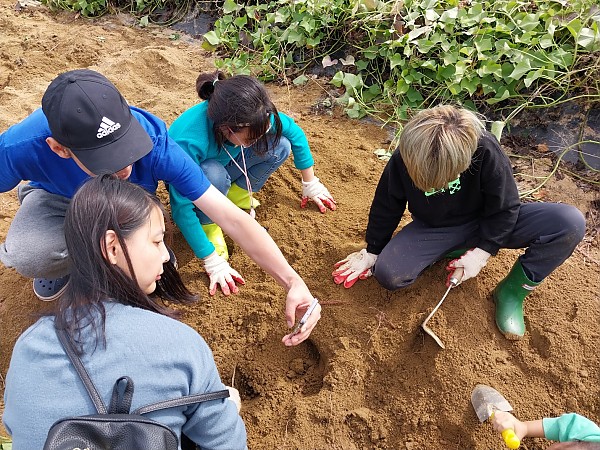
[213,78,218,86]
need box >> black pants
[373,202,586,290]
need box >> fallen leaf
[537,143,549,153]
[322,55,338,68]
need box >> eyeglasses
[228,122,272,149]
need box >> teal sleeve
[168,102,213,165]
[169,185,215,259]
[543,414,600,442]
[278,112,314,170]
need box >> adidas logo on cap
[97,116,121,139]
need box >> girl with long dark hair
[3,175,247,449]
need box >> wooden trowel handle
[501,428,520,449]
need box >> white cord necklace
[222,144,256,219]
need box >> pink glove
[332,249,377,288]
[300,177,337,213]
[446,247,491,285]
[203,251,245,296]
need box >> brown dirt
[1,3,599,449]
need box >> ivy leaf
[524,68,545,88]
[356,59,369,71]
[286,29,304,44]
[486,86,511,104]
[222,0,237,14]
[406,86,424,103]
[508,59,532,80]
[374,148,393,161]
[576,28,598,50]
[437,65,455,80]
[396,78,410,95]
[443,51,458,65]
[540,34,554,49]
[477,61,502,79]
[460,76,479,95]
[293,75,309,85]
[342,73,363,90]
[474,38,493,53]
[491,121,505,141]
[389,53,404,70]
[439,7,458,24]
[306,35,321,47]
[425,9,439,22]
[233,16,247,28]
[407,26,431,42]
[203,31,221,46]
[331,71,344,87]
[517,13,540,32]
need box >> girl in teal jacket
[169,71,335,296]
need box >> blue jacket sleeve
[0,133,22,193]
[279,112,314,170]
[543,413,600,442]
[169,185,215,259]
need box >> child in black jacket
[333,105,585,339]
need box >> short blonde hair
[399,105,485,192]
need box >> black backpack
[43,329,230,450]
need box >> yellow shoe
[201,223,229,260]
[226,183,260,210]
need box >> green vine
[205,0,600,125]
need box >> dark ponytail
[196,70,226,100]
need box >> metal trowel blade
[471,384,513,423]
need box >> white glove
[225,386,241,413]
[332,249,378,288]
[447,247,491,284]
[301,177,336,213]
[203,251,245,296]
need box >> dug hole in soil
[0,2,599,448]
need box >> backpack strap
[56,328,108,414]
[133,389,230,415]
[56,328,229,417]
[108,376,135,414]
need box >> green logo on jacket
[424,176,461,197]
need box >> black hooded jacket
[365,131,520,256]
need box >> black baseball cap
[41,69,153,174]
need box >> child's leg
[195,160,231,224]
[373,218,479,290]
[493,202,585,338]
[227,136,291,192]
[503,202,585,281]
[0,184,70,279]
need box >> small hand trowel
[471,384,520,449]
[421,267,464,349]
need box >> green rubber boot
[492,260,540,340]
[201,223,229,261]
[444,248,468,259]
[226,183,260,210]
